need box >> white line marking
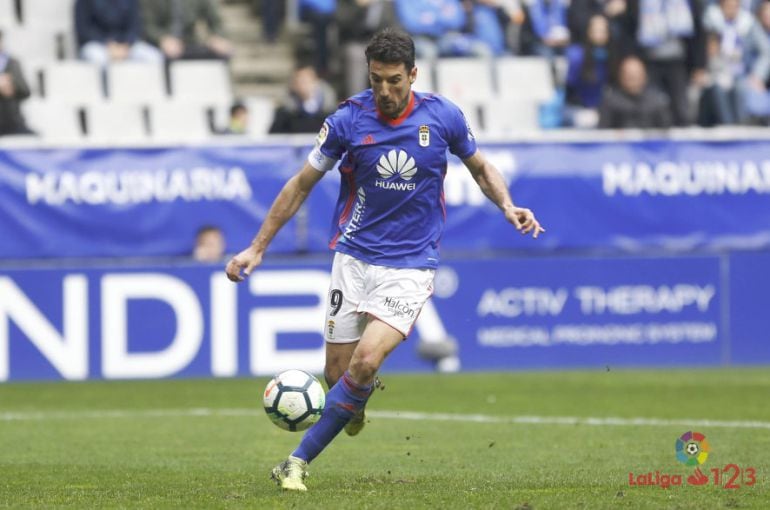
[0,408,769,430]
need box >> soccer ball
[263,369,325,431]
[686,442,699,455]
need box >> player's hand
[505,206,545,239]
[225,245,263,282]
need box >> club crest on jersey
[418,125,430,147]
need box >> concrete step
[231,55,294,82]
[233,82,286,103]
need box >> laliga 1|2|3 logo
[628,431,758,490]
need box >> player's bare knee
[348,353,380,383]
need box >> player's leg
[325,340,371,436]
[324,341,357,388]
[289,318,402,457]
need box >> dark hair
[229,102,247,116]
[196,225,222,239]
[365,27,415,72]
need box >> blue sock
[292,371,372,463]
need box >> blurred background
[1,0,769,381]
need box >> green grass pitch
[1,368,768,509]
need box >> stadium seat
[244,96,276,137]
[20,0,75,33]
[21,99,82,141]
[413,59,435,93]
[481,99,540,135]
[436,58,494,103]
[86,103,148,143]
[495,57,555,102]
[108,62,167,104]
[0,0,17,28]
[169,60,233,105]
[1,25,59,63]
[149,102,211,143]
[44,61,104,104]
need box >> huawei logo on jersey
[375,150,418,191]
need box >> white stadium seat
[495,57,555,102]
[44,61,103,104]
[20,0,75,32]
[482,99,540,135]
[149,102,211,143]
[244,96,275,137]
[412,59,435,93]
[86,103,148,143]
[436,58,493,103]
[108,62,167,104]
[1,25,58,63]
[0,0,17,28]
[21,98,82,141]
[169,60,232,105]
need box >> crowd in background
[271,0,770,130]
[4,0,770,136]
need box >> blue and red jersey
[308,89,477,269]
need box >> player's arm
[462,149,545,238]
[225,162,325,282]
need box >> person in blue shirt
[225,27,544,492]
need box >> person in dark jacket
[0,31,34,136]
[76,0,163,67]
[599,55,672,128]
[269,65,337,134]
[139,0,233,60]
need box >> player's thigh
[349,318,405,381]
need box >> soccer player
[225,27,545,492]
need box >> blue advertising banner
[2,139,770,259]
[1,252,764,382]
[308,139,770,253]
[0,146,301,258]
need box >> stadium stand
[20,99,82,141]
[107,62,167,104]
[86,102,148,142]
[149,101,212,143]
[44,61,104,104]
[0,0,17,28]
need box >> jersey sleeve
[445,101,477,160]
[307,106,350,172]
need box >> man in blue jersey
[225,27,544,492]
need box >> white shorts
[324,252,435,343]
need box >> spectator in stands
[0,31,34,136]
[564,14,616,127]
[298,0,336,76]
[140,0,233,60]
[568,0,632,52]
[75,0,163,68]
[193,225,226,262]
[472,0,527,54]
[270,64,337,134]
[336,0,398,96]
[218,101,249,135]
[626,0,705,127]
[519,0,571,58]
[700,0,770,123]
[468,0,524,56]
[394,0,494,59]
[599,55,672,128]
